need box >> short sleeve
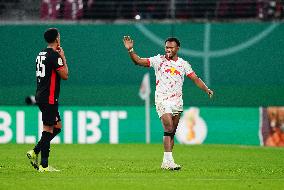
[184,61,195,77]
[148,54,162,69]
[53,52,64,71]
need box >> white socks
[163,152,174,162]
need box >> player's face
[56,33,61,46]
[165,41,179,58]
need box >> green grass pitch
[0,144,284,190]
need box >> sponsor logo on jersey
[165,67,181,76]
[58,58,63,66]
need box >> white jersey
[147,54,195,106]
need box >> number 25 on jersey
[36,55,46,77]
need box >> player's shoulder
[38,48,48,55]
[149,54,164,63]
[46,48,60,59]
[151,54,162,59]
[39,48,54,56]
[178,57,190,65]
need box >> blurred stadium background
[1,1,284,190]
[0,0,284,146]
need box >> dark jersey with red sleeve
[35,48,64,104]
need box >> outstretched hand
[207,89,214,98]
[123,36,134,50]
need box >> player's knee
[55,121,62,129]
[173,127,177,135]
[163,121,174,131]
[164,124,175,132]
[164,131,175,137]
[53,127,61,135]
[43,125,54,133]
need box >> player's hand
[123,36,134,51]
[207,89,214,98]
[56,46,65,58]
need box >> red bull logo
[165,67,181,76]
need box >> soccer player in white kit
[123,36,213,170]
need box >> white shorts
[155,101,183,118]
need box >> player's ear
[56,37,60,46]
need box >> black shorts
[38,103,61,126]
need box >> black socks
[33,128,62,168]
[40,131,53,168]
[34,131,52,154]
[51,128,61,141]
[34,128,62,154]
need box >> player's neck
[47,43,58,51]
[165,55,178,61]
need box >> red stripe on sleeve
[187,72,196,78]
[49,70,56,104]
[156,80,159,86]
[146,59,150,67]
[56,66,64,71]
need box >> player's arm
[188,73,214,98]
[123,36,149,67]
[56,46,69,80]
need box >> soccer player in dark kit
[27,28,69,172]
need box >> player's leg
[39,104,63,171]
[40,124,54,169]
[161,113,174,152]
[160,113,181,170]
[51,122,62,139]
[37,110,62,171]
[166,113,182,169]
[157,102,180,170]
[38,105,62,172]
[27,124,53,170]
[32,104,50,153]
[161,113,174,165]
[171,113,181,150]
[30,104,57,171]
[156,102,174,151]
[38,124,60,172]
[27,104,50,170]
[39,120,62,171]
[50,109,62,141]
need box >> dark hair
[165,37,180,47]
[44,28,59,43]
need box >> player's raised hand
[56,46,65,58]
[123,36,134,50]
[207,89,214,98]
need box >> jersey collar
[165,55,179,62]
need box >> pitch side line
[204,23,211,85]
[135,22,279,84]
[135,23,279,58]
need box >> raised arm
[123,36,149,67]
[56,46,69,80]
[188,73,214,98]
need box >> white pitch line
[204,23,211,85]
[135,23,279,58]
